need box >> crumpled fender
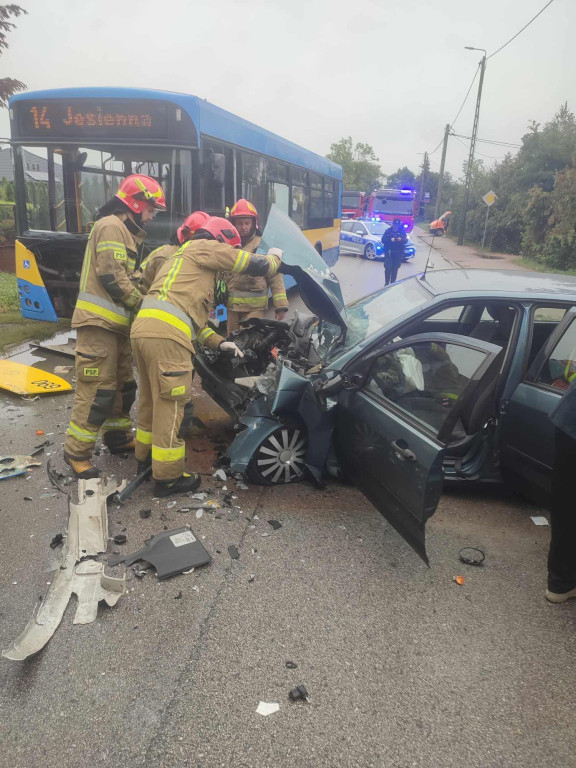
[227,414,282,473]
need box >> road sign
[482,190,497,207]
[424,192,430,201]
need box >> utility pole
[417,152,429,218]
[458,50,487,245]
[434,123,451,220]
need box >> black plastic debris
[174,591,183,600]
[288,685,309,702]
[285,661,298,669]
[228,545,240,560]
[47,459,71,495]
[248,575,255,583]
[49,533,64,549]
[458,547,486,566]
[113,534,127,545]
[24,496,32,501]
[139,509,152,519]
[223,492,234,506]
[268,520,282,530]
[108,527,211,580]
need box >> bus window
[291,185,307,227]
[240,152,266,220]
[202,141,226,213]
[269,182,289,215]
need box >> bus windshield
[17,144,194,242]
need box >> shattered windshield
[257,206,347,333]
[323,278,432,360]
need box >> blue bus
[8,87,342,320]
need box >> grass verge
[516,257,576,276]
[0,271,70,354]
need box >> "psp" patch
[83,367,99,377]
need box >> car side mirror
[343,372,365,389]
[355,230,364,235]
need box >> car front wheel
[364,243,378,260]
[246,424,308,485]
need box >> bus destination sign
[13,99,181,142]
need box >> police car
[339,219,416,261]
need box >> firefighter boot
[103,430,136,455]
[154,473,201,498]
[64,454,100,479]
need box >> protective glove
[267,247,283,259]
[219,341,245,358]
[275,309,288,320]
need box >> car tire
[246,423,308,485]
[364,243,377,260]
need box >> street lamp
[458,46,487,245]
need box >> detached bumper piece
[2,476,127,661]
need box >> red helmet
[115,174,166,214]
[177,211,210,244]
[230,198,258,227]
[199,217,241,247]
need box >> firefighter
[381,218,408,285]
[130,217,282,497]
[225,199,288,333]
[138,211,210,293]
[138,211,210,442]
[64,174,166,479]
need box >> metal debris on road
[256,702,280,716]
[108,527,211,579]
[47,459,72,495]
[288,685,309,702]
[0,455,42,480]
[458,547,486,566]
[2,476,127,661]
[115,465,152,504]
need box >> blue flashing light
[400,188,413,194]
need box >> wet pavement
[0,237,574,768]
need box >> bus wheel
[364,243,377,260]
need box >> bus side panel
[15,241,59,322]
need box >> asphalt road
[0,236,574,768]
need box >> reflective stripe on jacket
[72,214,145,336]
[225,234,288,312]
[138,243,179,294]
[131,239,280,353]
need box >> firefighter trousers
[65,326,136,460]
[132,337,193,482]
[226,308,264,334]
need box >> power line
[453,135,506,161]
[428,135,445,156]
[450,64,480,129]
[487,0,556,60]
[453,133,521,148]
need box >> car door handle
[392,440,417,461]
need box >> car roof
[421,269,576,299]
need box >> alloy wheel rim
[365,244,376,259]
[256,428,307,483]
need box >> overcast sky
[0,0,572,181]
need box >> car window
[341,221,353,233]
[365,340,489,435]
[427,305,465,321]
[527,305,573,372]
[535,317,576,390]
[353,224,366,235]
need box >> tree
[386,166,416,189]
[0,5,27,108]
[326,137,383,192]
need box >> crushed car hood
[257,206,347,334]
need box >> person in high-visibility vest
[224,199,288,333]
[64,174,166,479]
[130,216,282,497]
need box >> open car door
[333,333,503,563]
